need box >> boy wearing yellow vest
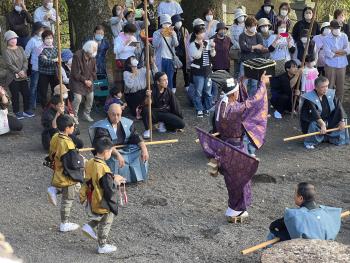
[80,138,125,254]
[47,115,84,232]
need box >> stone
[261,239,350,263]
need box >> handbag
[162,35,183,69]
[0,109,10,135]
[229,46,241,60]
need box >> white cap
[193,18,205,27]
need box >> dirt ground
[0,77,350,263]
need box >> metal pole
[144,0,152,140]
[55,0,63,104]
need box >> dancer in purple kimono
[197,73,269,223]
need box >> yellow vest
[49,133,59,160]
[82,158,112,215]
[51,134,77,188]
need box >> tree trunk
[181,0,223,31]
[65,0,111,50]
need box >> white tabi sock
[225,207,243,217]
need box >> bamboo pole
[283,125,350,142]
[55,0,63,104]
[291,0,319,117]
[195,132,220,143]
[78,139,179,152]
[144,0,153,141]
[241,210,350,255]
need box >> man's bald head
[108,103,123,125]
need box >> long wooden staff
[78,139,179,152]
[144,0,153,140]
[241,210,350,255]
[55,0,63,104]
[292,0,319,117]
[284,125,350,142]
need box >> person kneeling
[80,138,125,254]
[267,182,342,241]
[300,76,349,149]
[142,72,185,139]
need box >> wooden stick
[283,125,350,142]
[144,0,153,141]
[78,139,179,152]
[241,210,350,255]
[195,132,220,143]
[291,0,319,117]
[55,0,63,104]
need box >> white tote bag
[0,109,10,135]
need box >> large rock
[261,239,350,263]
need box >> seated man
[270,60,301,119]
[300,76,349,149]
[41,94,83,150]
[89,103,149,183]
[142,72,185,139]
[267,182,342,241]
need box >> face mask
[249,26,257,34]
[175,21,182,29]
[237,16,245,23]
[131,59,138,67]
[278,27,286,34]
[304,13,312,20]
[8,38,17,46]
[332,29,341,36]
[63,93,68,99]
[46,2,53,9]
[206,15,213,22]
[218,32,225,38]
[301,37,307,44]
[260,26,269,33]
[264,6,271,14]
[323,28,331,35]
[15,6,22,12]
[44,38,53,46]
[149,0,155,4]
[95,34,104,41]
[91,52,97,58]
[280,9,288,17]
[116,10,122,16]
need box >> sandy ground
[0,79,349,263]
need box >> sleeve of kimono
[170,92,183,118]
[300,99,321,123]
[99,173,118,215]
[244,83,266,110]
[127,123,142,145]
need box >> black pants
[141,108,185,131]
[317,66,325,77]
[38,74,59,108]
[173,56,190,89]
[124,89,147,117]
[9,80,30,113]
[271,94,292,114]
[8,115,23,131]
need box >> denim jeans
[240,63,258,96]
[161,58,174,90]
[30,70,40,110]
[192,75,212,112]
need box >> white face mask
[278,27,286,34]
[323,28,331,36]
[44,38,53,46]
[15,6,22,12]
[91,52,97,58]
[206,15,213,22]
[237,16,245,23]
[301,37,307,44]
[304,13,312,20]
[175,21,182,29]
[260,26,269,33]
[264,6,271,14]
[149,0,155,4]
[63,93,68,99]
[131,59,138,67]
[280,10,288,17]
[249,26,257,34]
[46,2,53,9]
[332,29,341,36]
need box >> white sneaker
[97,244,117,254]
[143,130,150,139]
[59,222,80,232]
[82,224,97,240]
[83,113,94,122]
[274,110,282,119]
[157,122,167,133]
[305,144,315,150]
[47,186,57,206]
[171,88,176,94]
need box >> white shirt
[34,6,57,33]
[25,35,43,71]
[114,33,137,60]
[157,1,183,17]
